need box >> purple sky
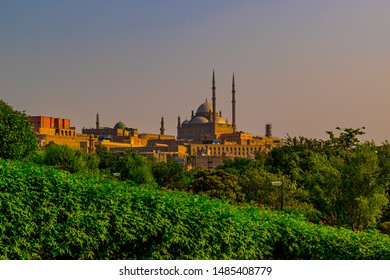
[1,0,390,142]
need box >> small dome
[196,101,212,114]
[214,116,226,124]
[190,116,209,124]
[182,119,190,125]
[114,121,127,130]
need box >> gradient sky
[1,0,390,143]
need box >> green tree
[83,152,100,172]
[151,160,185,189]
[189,169,244,203]
[303,152,342,218]
[239,167,311,211]
[42,143,87,173]
[339,144,388,230]
[265,128,388,230]
[376,142,390,223]
[325,127,365,151]
[299,143,388,230]
[216,157,254,176]
[96,147,121,175]
[0,100,37,160]
[119,150,154,185]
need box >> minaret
[96,112,100,130]
[212,69,216,123]
[177,115,181,139]
[232,74,236,133]
[160,116,165,135]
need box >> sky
[1,0,390,143]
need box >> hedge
[0,159,389,259]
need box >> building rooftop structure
[174,70,283,169]
[29,115,96,153]
[177,70,237,142]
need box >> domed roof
[182,119,190,125]
[214,116,226,124]
[196,100,212,114]
[114,121,127,130]
[190,116,209,124]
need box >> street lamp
[113,172,121,181]
[271,180,284,210]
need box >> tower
[266,123,272,138]
[212,69,216,123]
[96,112,100,130]
[96,113,100,136]
[160,116,165,135]
[232,74,236,133]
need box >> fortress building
[29,116,96,152]
[177,70,236,142]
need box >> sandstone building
[29,116,96,152]
[174,70,282,168]
[177,70,236,141]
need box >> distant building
[82,115,182,161]
[30,116,75,137]
[82,116,144,145]
[174,70,282,168]
[29,116,96,152]
[177,70,236,141]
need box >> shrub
[0,100,37,160]
[41,143,87,173]
[1,159,390,260]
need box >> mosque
[177,70,236,142]
[171,70,281,168]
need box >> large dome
[190,116,209,124]
[114,121,127,130]
[196,101,212,114]
[214,116,226,124]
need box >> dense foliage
[33,145,154,185]
[0,100,37,160]
[266,128,389,231]
[1,159,390,260]
[26,126,390,233]
[33,143,99,173]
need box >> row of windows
[55,130,76,137]
[192,145,262,156]
[33,121,69,129]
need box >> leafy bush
[41,143,88,173]
[1,159,390,260]
[189,169,245,203]
[379,221,390,235]
[151,160,185,189]
[266,128,389,230]
[119,150,154,185]
[96,148,121,175]
[0,100,37,160]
